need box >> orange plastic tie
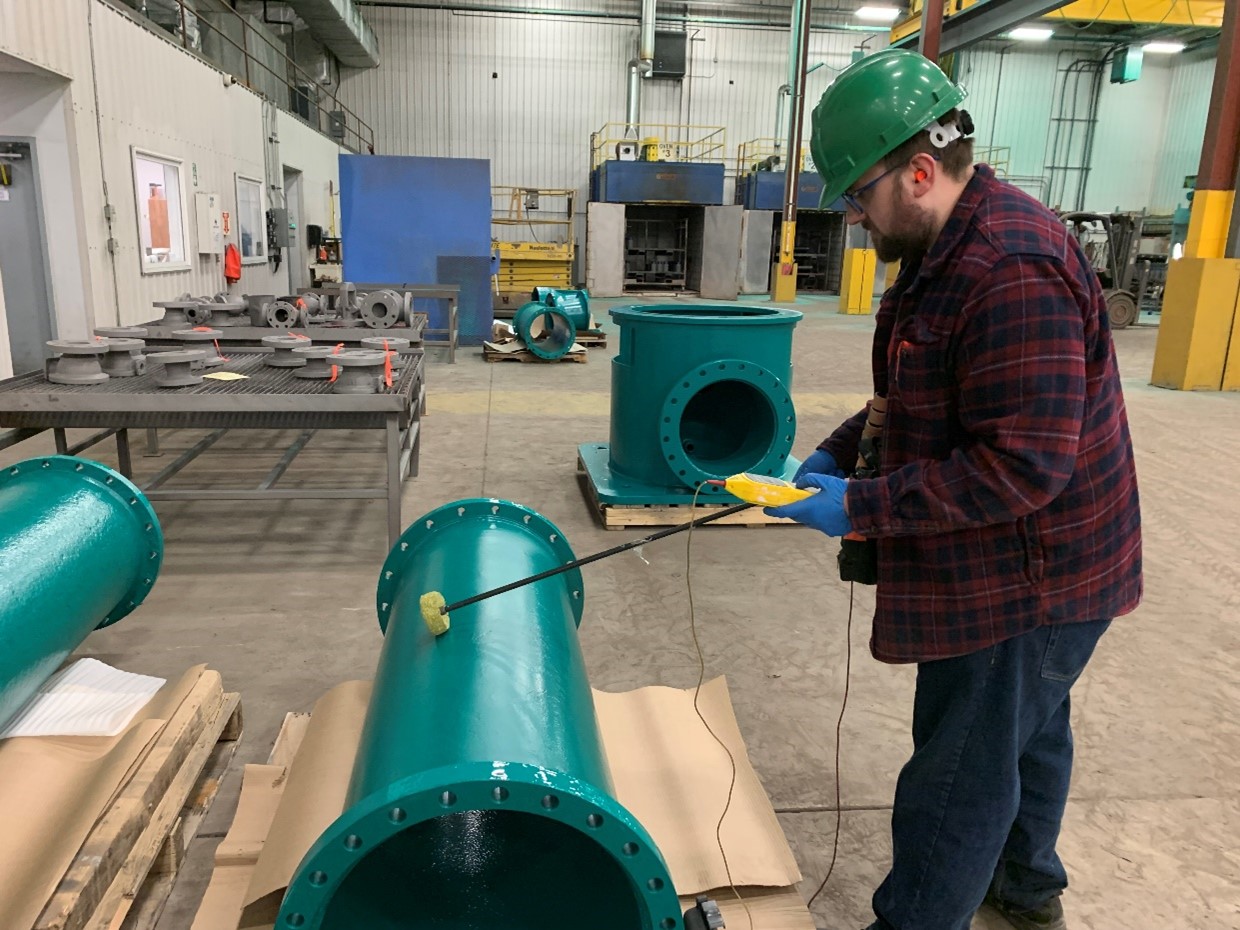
[328,342,344,383]
[382,338,393,388]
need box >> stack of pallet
[9,667,242,930]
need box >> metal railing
[590,123,727,171]
[107,0,375,154]
[974,145,1012,177]
[734,138,812,177]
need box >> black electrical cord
[806,580,854,911]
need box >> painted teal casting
[0,455,163,730]
[514,288,592,359]
[278,498,682,930]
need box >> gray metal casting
[45,340,110,386]
[152,299,200,327]
[360,335,411,369]
[95,326,149,339]
[265,300,303,329]
[331,349,387,394]
[293,345,334,379]
[358,290,403,329]
[263,334,310,367]
[99,338,148,378]
[172,329,228,367]
[149,349,207,388]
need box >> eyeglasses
[841,161,907,214]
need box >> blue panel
[340,155,493,345]
[737,171,826,211]
[591,161,725,205]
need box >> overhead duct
[624,0,656,137]
[287,0,380,68]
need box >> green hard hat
[810,49,967,208]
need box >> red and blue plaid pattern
[822,166,1142,663]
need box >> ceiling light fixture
[1143,41,1186,54]
[855,6,902,22]
[1009,26,1054,41]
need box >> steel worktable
[0,352,424,546]
[137,313,428,349]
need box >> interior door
[0,140,54,373]
[282,166,306,291]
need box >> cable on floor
[686,481,754,930]
[807,580,855,911]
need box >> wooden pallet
[32,672,243,930]
[483,344,588,364]
[574,329,608,348]
[576,453,798,530]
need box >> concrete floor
[7,296,1239,929]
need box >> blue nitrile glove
[792,449,847,483]
[765,473,853,537]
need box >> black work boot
[982,891,1068,930]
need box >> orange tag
[382,338,393,389]
[328,342,344,383]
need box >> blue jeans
[867,619,1110,930]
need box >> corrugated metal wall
[336,7,877,213]
[0,0,89,79]
[1150,53,1215,213]
[957,44,1181,213]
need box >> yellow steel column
[1152,0,1240,390]
[839,248,877,315]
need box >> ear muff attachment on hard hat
[809,49,968,209]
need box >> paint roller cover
[420,591,450,635]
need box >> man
[766,50,1142,930]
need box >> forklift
[1060,211,1171,329]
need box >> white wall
[277,110,346,240]
[1150,52,1215,213]
[0,0,347,350]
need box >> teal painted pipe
[279,498,682,930]
[0,456,163,730]
[513,300,578,359]
[606,304,802,498]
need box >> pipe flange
[152,299,199,327]
[100,338,148,378]
[330,350,387,394]
[514,302,577,360]
[358,290,403,329]
[359,336,412,369]
[0,456,164,628]
[184,302,214,325]
[265,300,302,329]
[263,334,311,367]
[149,350,206,387]
[171,328,228,367]
[658,359,796,494]
[293,345,334,379]
[94,326,148,339]
[276,761,682,930]
[45,339,110,385]
[377,498,584,633]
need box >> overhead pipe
[625,0,657,137]
[0,456,164,731]
[277,498,681,929]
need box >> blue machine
[339,155,493,346]
[590,160,725,205]
[736,170,826,211]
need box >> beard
[865,186,938,264]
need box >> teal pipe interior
[513,300,578,359]
[0,456,163,730]
[279,498,682,930]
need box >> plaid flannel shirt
[822,166,1142,664]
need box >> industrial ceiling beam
[892,0,1074,54]
[1045,0,1224,28]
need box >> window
[132,149,189,273]
[236,174,266,263]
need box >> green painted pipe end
[0,456,163,628]
[376,498,584,633]
[513,301,578,360]
[278,761,683,930]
